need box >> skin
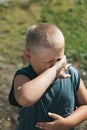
[36,79,87,130]
[36,105,87,130]
[34,50,87,130]
[14,45,70,106]
[13,45,87,130]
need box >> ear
[24,49,30,62]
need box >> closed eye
[46,58,61,64]
[57,58,61,61]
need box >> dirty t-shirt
[9,65,80,130]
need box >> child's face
[28,47,64,75]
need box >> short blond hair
[26,23,64,52]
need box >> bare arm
[14,56,70,107]
[36,79,87,130]
[68,79,87,126]
[36,106,87,130]
[14,66,56,107]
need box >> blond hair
[26,23,64,52]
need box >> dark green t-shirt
[9,65,80,130]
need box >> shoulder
[14,64,37,80]
[67,66,80,79]
[15,65,30,76]
[66,66,80,91]
[67,66,79,74]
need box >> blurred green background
[0,0,87,130]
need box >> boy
[9,23,87,130]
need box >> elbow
[17,95,36,107]
[22,98,35,107]
[14,85,37,107]
[15,92,35,107]
[20,88,39,107]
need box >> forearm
[20,67,56,106]
[15,56,68,107]
[66,105,87,129]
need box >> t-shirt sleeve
[8,66,30,107]
[8,65,37,107]
[67,66,80,91]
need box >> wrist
[50,65,57,77]
[65,116,77,129]
[64,118,74,130]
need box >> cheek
[41,63,51,70]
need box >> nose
[49,58,61,67]
[49,60,57,67]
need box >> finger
[58,67,71,78]
[55,56,66,72]
[36,124,45,130]
[62,55,66,65]
[65,63,71,70]
[48,112,62,120]
[63,63,71,71]
[59,72,71,78]
[62,74,71,78]
[36,122,50,130]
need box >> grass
[0,0,87,129]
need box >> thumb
[48,112,61,120]
[62,73,71,78]
[58,71,71,78]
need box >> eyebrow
[44,58,62,63]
